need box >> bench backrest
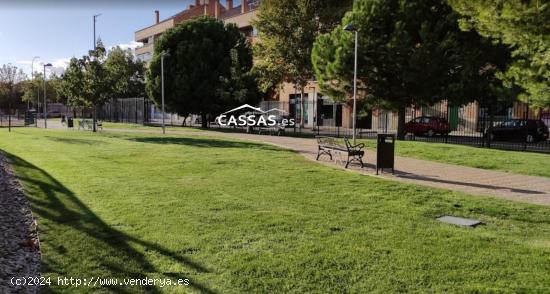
[316,136,345,149]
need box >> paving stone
[436,215,483,227]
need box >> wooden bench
[316,136,365,168]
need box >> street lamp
[344,23,358,144]
[160,51,170,134]
[43,63,52,129]
[30,56,39,111]
[93,14,102,49]
[308,83,318,135]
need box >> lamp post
[344,23,358,144]
[93,14,101,49]
[308,84,317,135]
[160,51,170,134]
[43,63,52,129]
[30,56,39,112]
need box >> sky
[0,0,242,77]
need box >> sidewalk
[204,131,550,206]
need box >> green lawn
[102,122,200,132]
[358,139,550,177]
[102,122,550,177]
[0,128,549,293]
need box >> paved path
[38,120,550,206]
[198,131,550,206]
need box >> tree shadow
[5,152,218,294]
[128,136,280,151]
[44,136,105,145]
[394,171,546,195]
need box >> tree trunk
[201,113,208,128]
[8,103,11,133]
[182,115,188,127]
[92,105,97,132]
[396,107,406,140]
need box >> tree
[57,41,113,132]
[21,73,60,107]
[449,0,550,107]
[82,41,114,132]
[252,0,352,126]
[312,0,512,138]
[146,17,259,128]
[0,64,26,131]
[105,46,146,98]
[57,57,87,110]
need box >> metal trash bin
[376,134,395,174]
[24,111,35,126]
[67,118,74,128]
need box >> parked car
[405,116,451,137]
[485,119,549,143]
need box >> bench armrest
[352,143,365,149]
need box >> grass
[100,122,550,177]
[0,128,549,293]
[102,122,200,132]
[356,138,550,177]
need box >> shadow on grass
[395,171,546,195]
[128,136,280,151]
[5,153,217,294]
[44,136,105,145]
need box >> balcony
[135,43,154,56]
[221,8,258,29]
[135,18,175,43]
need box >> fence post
[523,102,534,151]
[445,103,449,144]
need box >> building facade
[135,1,544,135]
[135,0,260,63]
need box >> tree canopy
[57,40,145,131]
[21,73,61,107]
[146,16,259,128]
[105,46,146,98]
[312,0,512,137]
[252,0,353,92]
[449,0,550,107]
[0,64,26,108]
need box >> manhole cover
[436,215,482,227]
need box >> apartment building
[135,0,260,63]
[134,0,355,129]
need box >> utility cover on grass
[436,215,482,227]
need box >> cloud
[50,58,71,76]
[16,60,34,65]
[109,41,143,51]
[16,58,70,76]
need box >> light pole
[308,84,317,134]
[30,56,39,112]
[93,14,101,49]
[344,23,358,144]
[43,63,52,129]
[160,51,170,134]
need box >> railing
[95,98,550,154]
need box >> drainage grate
[436,215,482,227]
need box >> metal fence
[96,97,550,153]
[0,108,32,128]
